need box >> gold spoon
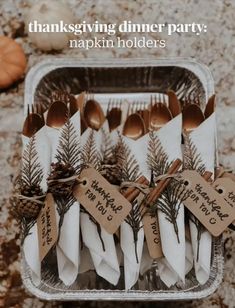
[167,90,181,117]
[22,113,45,138]
[84,99,105,131]
[46,101,68,129]
[122,113,146,140]
[149,103,172,130]
[204,94,215,119]
[182,103,205,131]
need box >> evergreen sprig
[81,130,102,171]
[19,136,44,240]
[125,196,146,263]
[55,120,81,173]
[183,133,205,175]
[147,132,170,178]
[21,135,43,187]
[116,135,140,182]
[53,119,81,239]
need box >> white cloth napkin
[46,111,81,286]
[140,242,153,276]
[185,228,194,275]
[80,212,120,285]
[151,114,185,287]
[80,125,120,285]
[119,134,150,289]
[185,112,216,284]
[22,126,51,286]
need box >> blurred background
[0,0,234,307]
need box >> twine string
[120,172,181,194]
[15,194,46,205]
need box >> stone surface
[0,0,234,307]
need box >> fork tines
[150,93,167,108]
[107,99,122,115]
[85,91,95,102]
[183,95,200,109]
[127,101,148,116]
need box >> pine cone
[10,184,44,220]
[48,162,76,196]
[17,199,41,219]
[21,184,43,197]
[102,153,120,184]
[104,165,120,185]
[10,196,42,220]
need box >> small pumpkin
[0,36,27,89]
[25,1,75,51]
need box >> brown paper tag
[180,170,235,236]
[143,213,163,258]
[74,167,132,234]
[37,193,58,261]
[213,177,235,226]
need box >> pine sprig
[125,197,145,263]
[55,120,81,173]
[116,135,140,182]
[18,136,44,240]
[183,133,205,175]
[21,136,43,187]
[183,132,206,261]
[81,130,102,171]
[147,132,170,177]
[151,179,188,243]
[52,119,81,240]
[147,132,183,243]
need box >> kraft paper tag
[74,167,132,234]
[213,177,235,209]
[143,213,163,259]
[37,193,58,261]
[179,170,235,237]
[213,177,235,226]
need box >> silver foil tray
[23,58,223,301]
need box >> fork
[106,99,122,131]
[149,93,167,109]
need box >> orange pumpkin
[0,36,27,89]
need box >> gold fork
[106,99,122,131]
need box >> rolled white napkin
[78,246,94,274]
[150,114,185,287]
[46,111,81,286]
[185,229,194,275]
[118,133,150,289]
[184,112,216,284]
[80,212,120,285]
[22,126,50,286]
[140,242,153,276]
[80,125,120,285]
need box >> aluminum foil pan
[23,58,223,301]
